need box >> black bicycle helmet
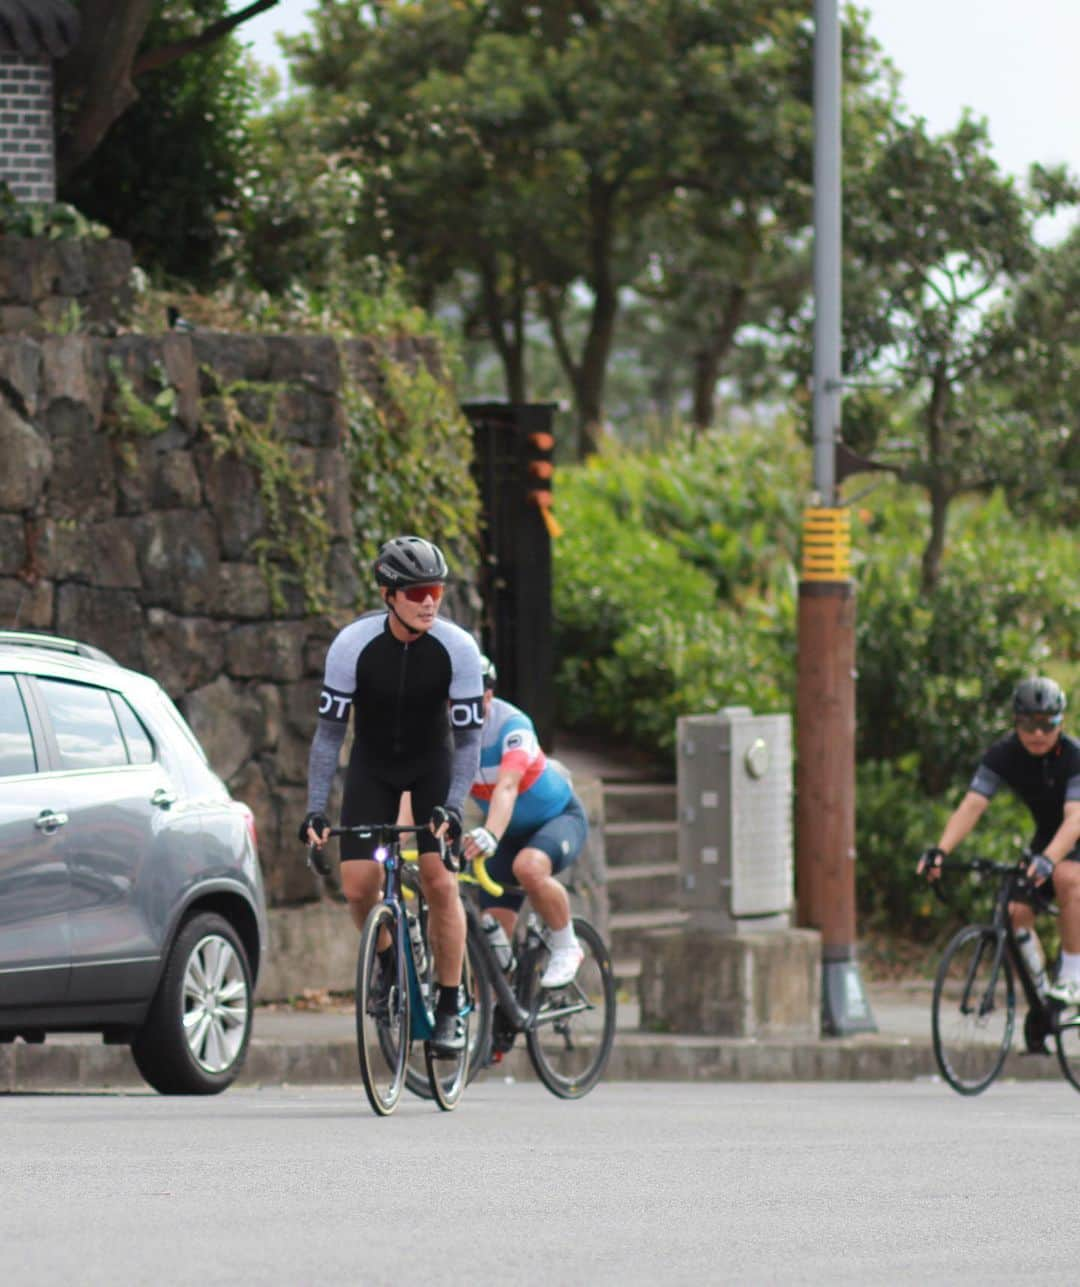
[479,654,497,690]
[1013,676,1066,717]
[373,536,449,589]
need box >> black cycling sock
[378,945,394,975]
[436,984,460,1016]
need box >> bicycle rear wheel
[356,904,409,1116]
[932,925,1014,1095]
[525,917,616,1099]
[1053,1007,1080,1091]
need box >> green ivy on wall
[345,346,480,605]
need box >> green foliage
[202,374,333,616]
[855,485,1080,794]
[61,1,259,285]
[854,755,1032,940]
[553,424,802,758]
[0,188,110,239]
[344,347,480,608]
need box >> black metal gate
[463,402,557,747]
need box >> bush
[553,425,802,760]
[855,755,1032,940]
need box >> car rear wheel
[132,912,253,1095]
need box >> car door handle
[150,788,178,809]
[34,810,69,832]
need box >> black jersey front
[306,612,484,820]
[970,732,1080,851]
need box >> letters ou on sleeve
[449,696,485,729]
[318,685,353,723]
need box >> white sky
[239,0,1080,186]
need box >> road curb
[1,1035,1066,1091]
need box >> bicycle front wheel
[932,925,1014,1095]
[356,904,409,1117]
[525,917,616,1100]
[404,923,493,1101]
[1053,1007,1080,1092]
[423,937,482,1112]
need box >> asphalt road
[4,1079,1080,1285]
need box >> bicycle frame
[936,855,1080,1035]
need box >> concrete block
[639,926,822,1038]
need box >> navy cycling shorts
[479,795,587,912]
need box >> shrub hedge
[553,424,1079,936]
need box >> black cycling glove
[1029,853,1055,884]
[299,811,331,845]
[430,804,463,847]
[917,846,945,876]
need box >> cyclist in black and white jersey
[918,677,1080,1003]
[300,536,484,1055]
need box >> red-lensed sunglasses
[399,583,445,603]
[1016,713,1063,734]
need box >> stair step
[604,819,677,866]
[602,782,677,823]
[609,908,688,960]
[607,862,680,914]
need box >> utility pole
[795,0,876,1035]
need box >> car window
[112,693,155,765]
[36,677,128,771]
[0,674,36,777]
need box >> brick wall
[0,54,55,203]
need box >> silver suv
[0,631,268,1094]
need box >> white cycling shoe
[541,942,585,989]
[1047,977,1080,1005]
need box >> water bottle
[481,912,514,973]
[1016,928,1047,997]
[407,911,427,977]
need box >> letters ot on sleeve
[318,685,353,723]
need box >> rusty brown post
[796,509,875,1033]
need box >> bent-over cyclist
[299,536,484,1055]
[460,655,588,988]
[918,677,1080,1003]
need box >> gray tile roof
[0,0,79,59]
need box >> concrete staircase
[602,782,686,1001]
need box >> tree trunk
[690,285,748,432]
[479,256,527,404]
[56,0,155,184]
[920,364,951,592]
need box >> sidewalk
[1,979,1066,1091]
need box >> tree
[282,0,892,453]
[56,0,277,185]
[838,114,1079,588]
[61,1,263,283]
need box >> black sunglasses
[1016,714,1063,734]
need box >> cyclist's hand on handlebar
[463,825,498,862]
[917,846,946,881]
[429,804,463,848]
[299,811,331,848]
[1028,852,1055,886]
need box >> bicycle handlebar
[307,822,506,896]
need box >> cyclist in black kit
[918,677,1080,1003]
[299,536,484,1055]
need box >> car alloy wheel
[182,933,251,1074]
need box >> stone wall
[0,237,134,335]
[0,320,473,908]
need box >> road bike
[310,823,476,1116]
[929,854,1080,1095]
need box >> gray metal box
[677,708,793,931]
